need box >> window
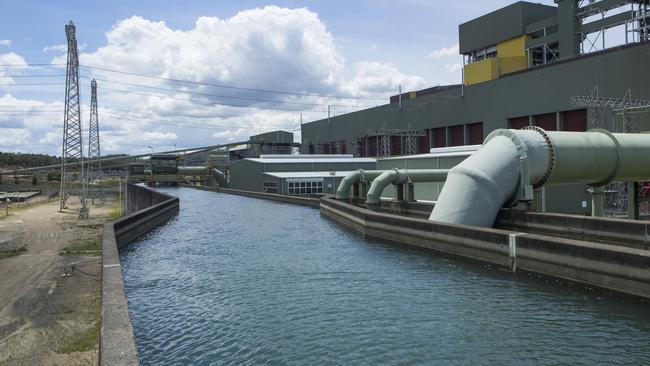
[287,180,324,195]
[263,182,278,194]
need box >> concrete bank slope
[179,184,320,208]
[101,184,180,366]
[321,196,650,299]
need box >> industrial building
[225,130,298,161]
[300,0,650,216]
[228,155,376,195]
[302,0,650,155]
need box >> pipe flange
[586,128,622,187]
[522,126,555,188]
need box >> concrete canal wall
[321,196,650,299]
[178,184,320,208]
[101,184,180,366]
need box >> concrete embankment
[178,184,320,208]
[101,184,179,366]
[321,196,650,299]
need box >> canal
[120,187,650,365]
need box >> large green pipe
[335,170,385,200]
[366,169,449,206]
[430,128,650,227]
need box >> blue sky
[0,0,556,155]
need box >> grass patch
[56,320,100,354]
[0,246,27,259]
[60,237,102,256]
[108,201,124,221]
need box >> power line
[0,81,356,114]
[100,111,298,132]
[80,76,368,108]
[0,82,63,85]
[0,63,66,67]
[0,74,66,77]
[93,84,329,113]
[80,64,386,101]
[0,63,387,101]
[0,63,389,103]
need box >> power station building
[228,155,376,195]
[301,0,650,156]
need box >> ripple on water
[121,187,650,366]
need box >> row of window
[263,182,277,194]
[288,181,323,195]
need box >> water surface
[121,187,650,365]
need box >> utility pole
[88,78,104,204]
[59,21,88,219]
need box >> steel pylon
[59,21,88,219]
[87,79,104,204]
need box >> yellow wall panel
[463,57,498,85]
[499,56,528,75]
[496,35,528,57]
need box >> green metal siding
[302,43,650,154]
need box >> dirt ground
[0,197,116,366]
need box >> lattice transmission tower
[59,21,88,219]
[87,79,104,204]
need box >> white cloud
[143,131,177,141]
[429,43,459,59]
[211,128,248,141]
[0,128,31,146]
[18,7,426,155]
[0,40,11,46]
[0,53,28,88]
[42,44,66,52]
[444,63,463,73]
[341,62,426,97]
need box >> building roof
[379,145,479,161]
[263,171,356,179]
[228,144,248,151]
[246,156,376,164]
[259,154,353,159]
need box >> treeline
[0,152,130,169]
[0,152,66,169]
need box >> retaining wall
[321,196,650,299]
[101,184,180,366]
[376,199,650,250]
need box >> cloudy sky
[0,0,555,156]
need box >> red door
[562,109,587,131]
[467,122,483,145]
[449,125,464,146]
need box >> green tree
[32,174,38,186]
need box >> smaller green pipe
[366,169,449,206]
[335,170,385,200]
